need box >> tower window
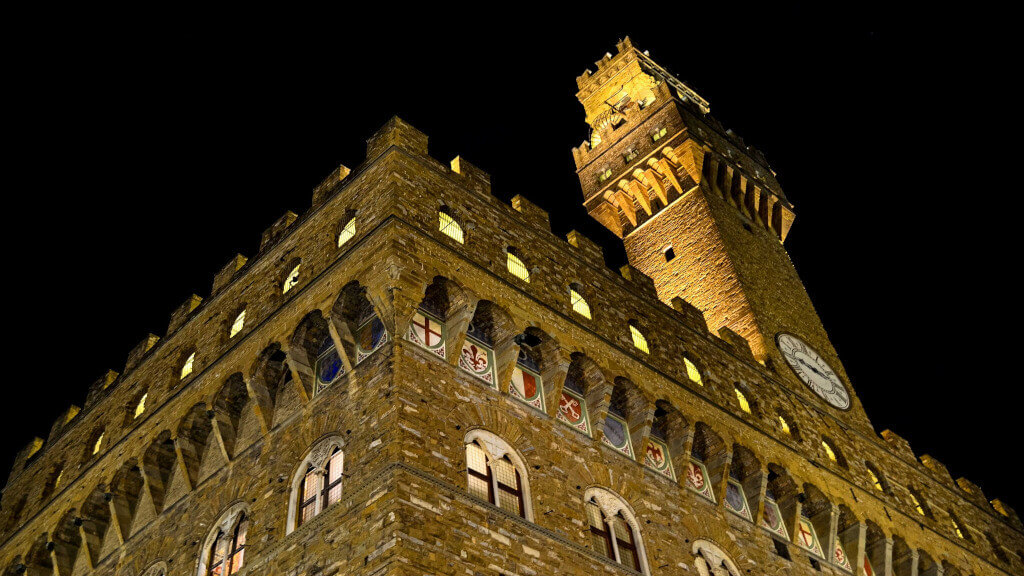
[652,127,668,142]
[569,286,592,319]
[629,323,650,354]
[867,467,883,492]
[735,388,751,414]
[134,393,147,419]
[778,415,791,435]
[92,432,104,455]
[205,512,249,576]
[821,440,837,463]
[684,357,703,386]
[181,352,196,380]
[297,448,344,526]
[506,250,531,283]
[283,264,301,294]
[597,168,613,183]
[624,149,638,163]
[951,517,965,539]
[438,209,465,244]
[229,310,246,338]
[337,217,356,247]
[663,246,676,262]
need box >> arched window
[734,387,751,414]
[337,217,356,247]
[629,322,649,354]
[282,263,301,294]
[229,309,246,339]
[464,430,532,519]
[865,462,888,494]
[949,512,968,540]
[569,284,592,319]
[583,488,649,574]
[134,393,148,419]
[820,437,847,468]
[91,430,104,456]
[908,487,932,519]
[506,249,530,282]
[822,440,837,462]
[181,351,196,379]
[778,415,791,435]
[684,357,703,386]
[438,207,465,244]
[197,504,249,576]
[692,539,741,576]
[288,436,345,532]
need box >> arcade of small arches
[2,220,1018,575]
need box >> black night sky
[5,6,1021,514]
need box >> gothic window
[197,504,249,576]
[337,217,356,247]
[628,322,649,354]
[692,540,741,576]
[287,436,345,532]
[229,309,246,339]
[181,351,196,380]
[569,284,592,319]
[464,430,532,520]
[438,207,465,244]
[282,263,301,294]
[684,357,703,386]
[583,488,648,574]
[134,393,148,419]
[506,248,531,283]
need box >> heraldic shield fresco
[555,377,591,436]
[796,517,825,559]
[685,459,716,502]
[458,333,497,387]
[760,495,790,540]
[724,479,752,521]
[601,412,633,458]
[407,309,446,359]
[509,351,545,412]
[643,436,674,480]
[354,306,388,364]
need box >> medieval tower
[1,38,1021,576]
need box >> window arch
[908,486,933,519]
[464,429,533,520]
[506,247,531,282]
[180,350,196,380]
[438,206,465,244]
[337,215,356,247]
[692,539,741,576]
[229,308,246,339]
[583,487,650,574]
[287,435,345,532]
[628,321,649,354]
[282,261,301,294]
[683,356,703,386]
[196,503,249,576]
[820,437,848,468]
[865,462,889,494]
[569,283,592,319]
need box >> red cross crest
[798,521,815,547]
[413,314,442,346]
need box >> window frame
[438,208,465,244]
[463,430,533,521]
[287,436,346,533]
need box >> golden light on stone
[283,264,301,293]
[230,310,246,338]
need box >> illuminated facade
[2,38,1022,576]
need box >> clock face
[776,333,850,410]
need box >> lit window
[230,310,246,338]
[584,489,645,573]
[438,210,465,244]
[735,388,751,414]
[629,324,649,354]
[570,287,592,319]
[466,440,526,518]
[652,127,668,142]
[205,513,248,576]
[867,467,884,492]
[297,448,344,527]
[337,217,356,247]
[822,440,837,463]
[181,352,196,379]
[93,433,104,455]
[597,168,613,183]
[282,264,301,293]
[951,518,965,539]
[684,358,703,385]
[624,149,638,162]
[778,415,791,435]
[54,469,63,490]
[909,492,925,516]
[134,393,147,419]
[507,252,530,283]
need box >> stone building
[1,37,1021,576]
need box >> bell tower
[573,38,872,429]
